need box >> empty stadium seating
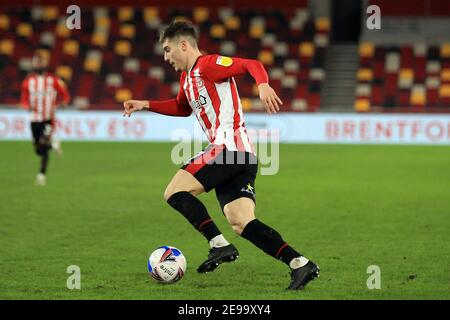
[355,42,450,112]
[0,5,330,112]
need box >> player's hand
[258,83,282,114]
[123,100,149,117]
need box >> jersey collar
[188,55,203,74]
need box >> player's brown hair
[159,20,198,47]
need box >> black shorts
[30,120,53,145]
[182,144,258,211]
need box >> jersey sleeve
[148,73,192,117]
[54,76,71,104]
[201,54,269,84]
[20,77,30,109]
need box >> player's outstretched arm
[55,77,71,107]
[258,83,283,114]
[123,78,192,118]
[123,97,192,118]
[20,78,30,109]
[123,100,149,117]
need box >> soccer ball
[148,246,186,283]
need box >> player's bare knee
[39,137,49,146]
[163,186,193,201]
[231,222,244,235]
[229,217,247,235]
[223,207,243,235]
[164,185,204,201]
[163,187,175,202]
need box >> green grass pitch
[0,141,449,299]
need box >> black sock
[241,219,301,267]
[39,146,50,174]
[167,191,221,242]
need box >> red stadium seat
[356,42,450,111]
[0,5,328,111]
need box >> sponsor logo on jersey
[191,94,207,109]
[241,183,255,197]
[216,56,233,67]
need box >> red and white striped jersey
[21,72,70,122]
[149,54,268,154]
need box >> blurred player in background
[123,21,319,290]
[20,52,70,186]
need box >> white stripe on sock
[209,234,230,248]
[290,256,309,269]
